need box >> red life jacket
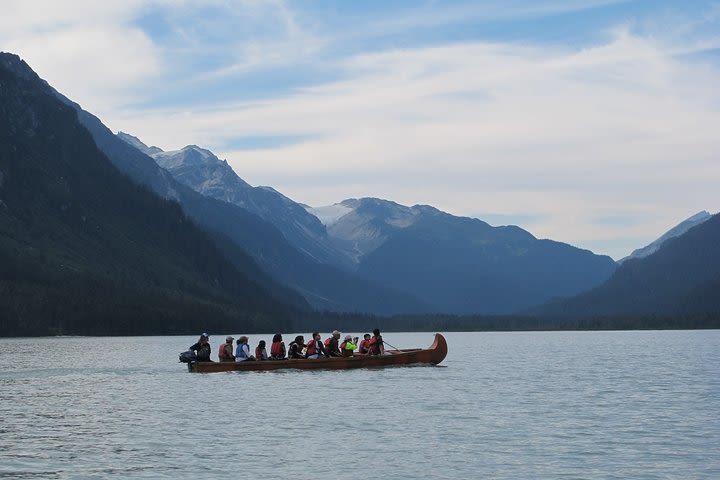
[255,346,265,359]
[359,339,370,353]
[369,336,383,355]
[306,339,318,356]
[340,341,347,350]
[324,337,332,347]
[218,343,233,360]
[270,341,285,357]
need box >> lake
[1,330,718,479]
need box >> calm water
[0,331,718,479]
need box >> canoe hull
[188,333,447,373]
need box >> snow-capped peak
[619,210,714,263]
[152,145,223,169]
[305,203,355,226]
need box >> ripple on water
[0,331,718,479]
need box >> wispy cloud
[3,1,718,259]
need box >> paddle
[383,340,401,352]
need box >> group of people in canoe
[188,329,386,362]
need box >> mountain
[307,198,617,314]
[538,213,720,316]
[0,52,301,335]
[619,210,713,264]
[116,131,163,156]
[138,142,349,267]
[105,138,428,315]
[129,137,617,316]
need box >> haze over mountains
[119,135,618,314]
[1,52,718,335]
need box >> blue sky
[2,0,719,259]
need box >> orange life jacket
[270,341,285,358]
[218,342,233,361]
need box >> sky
[2,0,719,259]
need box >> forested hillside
[0,53,301,335]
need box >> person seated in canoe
[235,336,256,362]
[368,328,385,355]
[358,333,372,354]
[305,332,328,359]
[189,333,212,362]
[288,335,306,359]
[325,330,343,357]
[270,333,286,360]
[218,335,235,362]
[341,335,357,357]
[255,340,268,361]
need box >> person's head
[198,333,209,343]
[364,334,371,340]
[272,333,282,343]
[332,330,341,339]
[353,336,359,343]
[258,340,266,348]
[344,334,352,342]
[225,335,234,344]
[238,335,248,345]
[373,328,380,337]
[312,331,320,341]
[294,335,304,344]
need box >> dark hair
[364,333,371,339]
[294,335,304,344]
[258,340,266,348]
[272,333,282,343]
[197,335,207,343]
[312,331,319,338]
[373,328,380,336]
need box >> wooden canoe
[188,333,447,373]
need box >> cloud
[0,1,162,113]
[3,2,718,259]
[114,26,719,259]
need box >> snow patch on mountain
[116,131,163,156]
[306,203,354,226]
[619,210,713,263]
[152,145,220,169]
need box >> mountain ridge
[110,135,430,314]
[537,213,720,316]
[619,210,713,264]
[0,52,300,335]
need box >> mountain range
[65,99,427,315]
[2,51,718,335]
[120,136,618,314]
